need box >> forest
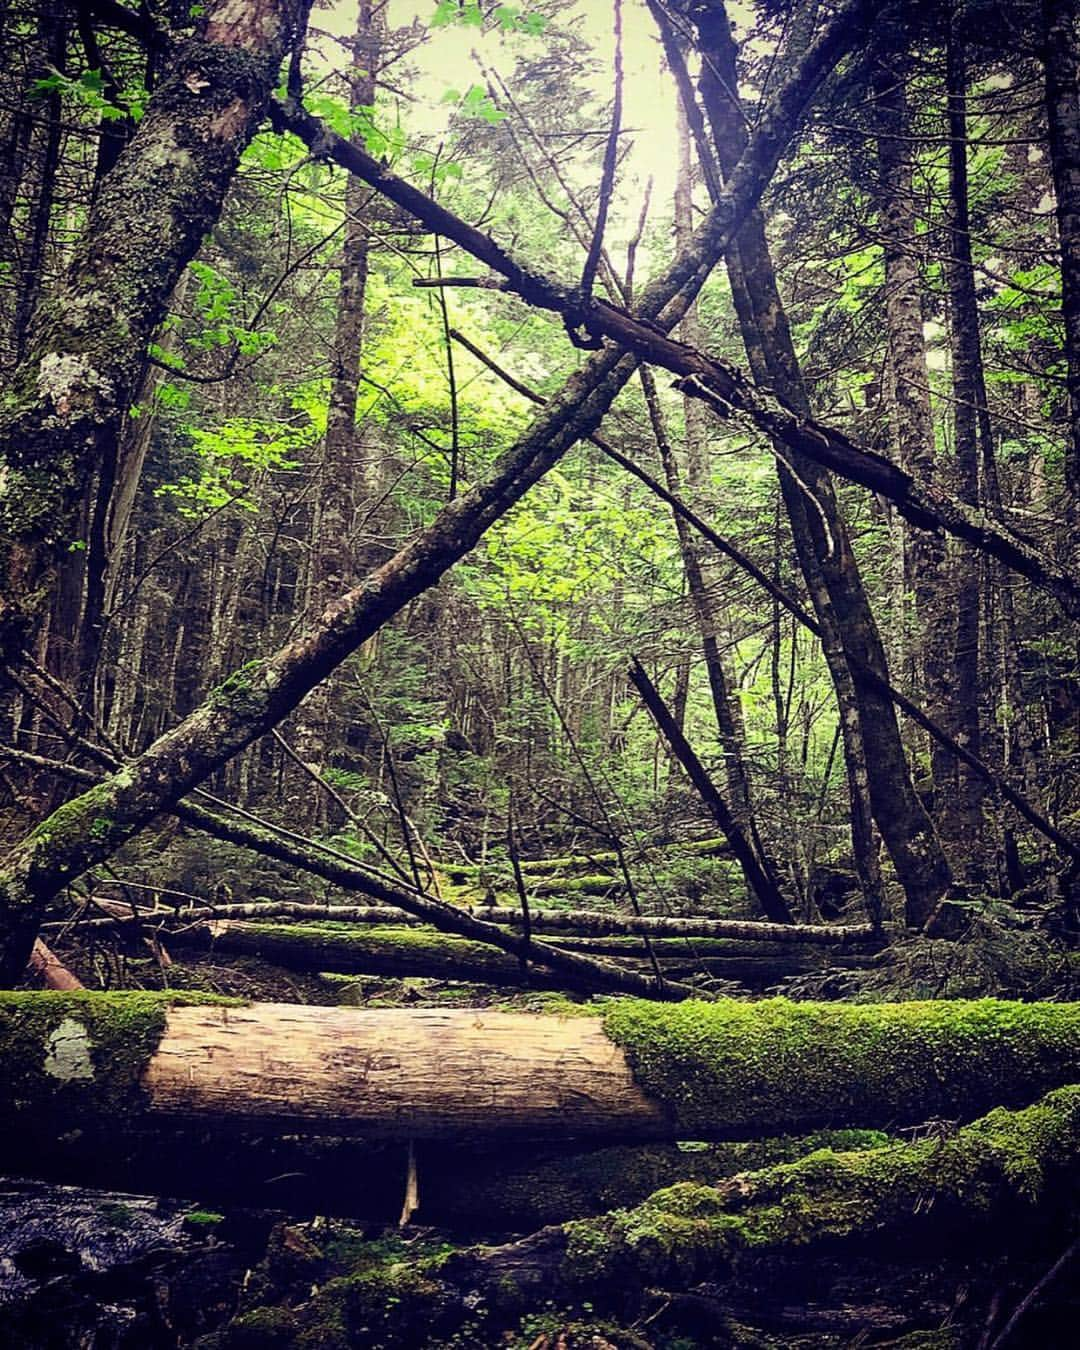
[1,0,1079,1344]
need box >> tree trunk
[941,18,991,873]
[10,0,65,363]
[872,47,953,813]
[0,0,307,661]
[4,993,1078,1143]
[689,0,950,927]
[292,0,383,827]
[628,658,794,923]
[1042,0,1080,510]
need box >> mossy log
[3,993,1079,1149]
[469,907,878,944]
[261,1085,1080,1349]
[441,836,732,884]
[170,921,578,989]
[50,899,878,946]
[161,919,866,988]
[0,1123,892,1232]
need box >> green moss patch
[559,1083,1080,1284]
[603,997,1080,1134]
[0,990,238,1129]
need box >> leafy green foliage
[441,84,508,125]
[431,1,546,36]
[31,67,146,122]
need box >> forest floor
[4,921,1080,1350]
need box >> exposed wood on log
[140,1003,669,1139]
[4,994,1079,1148]
[26,940,83,990]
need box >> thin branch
[579,0,624,304]
[270,726,413,883]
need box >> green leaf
[430,0,458,27]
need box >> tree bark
[1042,0,1080,508]
[873,46,953,811]
[59,897,877,943]
[941,17,991,871]
[158,918,857,987]
[687,0,949,927]
[292,0,383,827]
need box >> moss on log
[169,920,863,990]
[413,1130,893,1231]
[442,836,732,884]
[190,921,556,986]
[243,1086,1080,1348]
[602,996,1080,1135]
[0,991,234,1128]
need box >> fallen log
[468,908,877,945]
[441,836,732,883]
[26,940,83,990]
[160,920,870,989]
[3,993,1079,1146]
[259,1084,1080,1348]
[0,1130,891,1232]
[46,899,879,945]
[174,921,580,988]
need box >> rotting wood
[140,1003,670,1139]
[26,940,83,990]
